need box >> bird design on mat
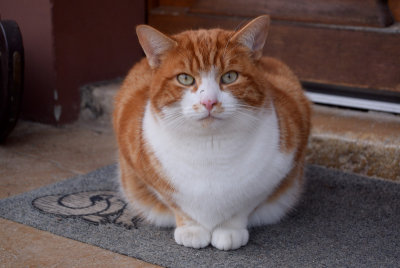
[32,191,138,229]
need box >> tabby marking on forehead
[176,30,232,73]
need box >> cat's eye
[221,71,238,84]
[177,73,195,86]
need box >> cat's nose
[201,99,217,111]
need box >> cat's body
[113,15,311,250]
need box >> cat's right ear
[231,15,270,60]
[136,25,177,68]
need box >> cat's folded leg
[174,212,211,249]
[211,212,249,251]
[248,167,303,227]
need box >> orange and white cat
[113,15,311,250]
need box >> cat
[113,15,311,251]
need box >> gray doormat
[1,164,399,267]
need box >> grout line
[48,159,83,176]
[13,151,83,176]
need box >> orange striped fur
[113,15,311,250]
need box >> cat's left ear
[136,25,177,68]
[232,15,270,60]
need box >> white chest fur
[143,102,294,230]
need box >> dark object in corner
[0,20,24,143]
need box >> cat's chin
[199,116,217,127]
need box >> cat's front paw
[174,225,211,249]
[211,228,249,250]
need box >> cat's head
[137,15,271,133]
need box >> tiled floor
[0,121,158,267]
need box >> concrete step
[308,105,400,181]
[80,79,122,127]
[81,81,400,182]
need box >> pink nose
[201,99,217,111]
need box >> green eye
[221,71,238,84]
[177,73,195,86]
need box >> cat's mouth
[199,113,220,121]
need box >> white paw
[174,225,211,249]
[211,228,249,250]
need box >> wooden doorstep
[148,7,400,94]
[189,0,394,27]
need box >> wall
[0,0,56,123]
[0,0,145,124]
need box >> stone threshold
[80,81,400,182]
[308,105,400,182]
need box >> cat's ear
[136,25,177,68]
[232,15,270,60]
